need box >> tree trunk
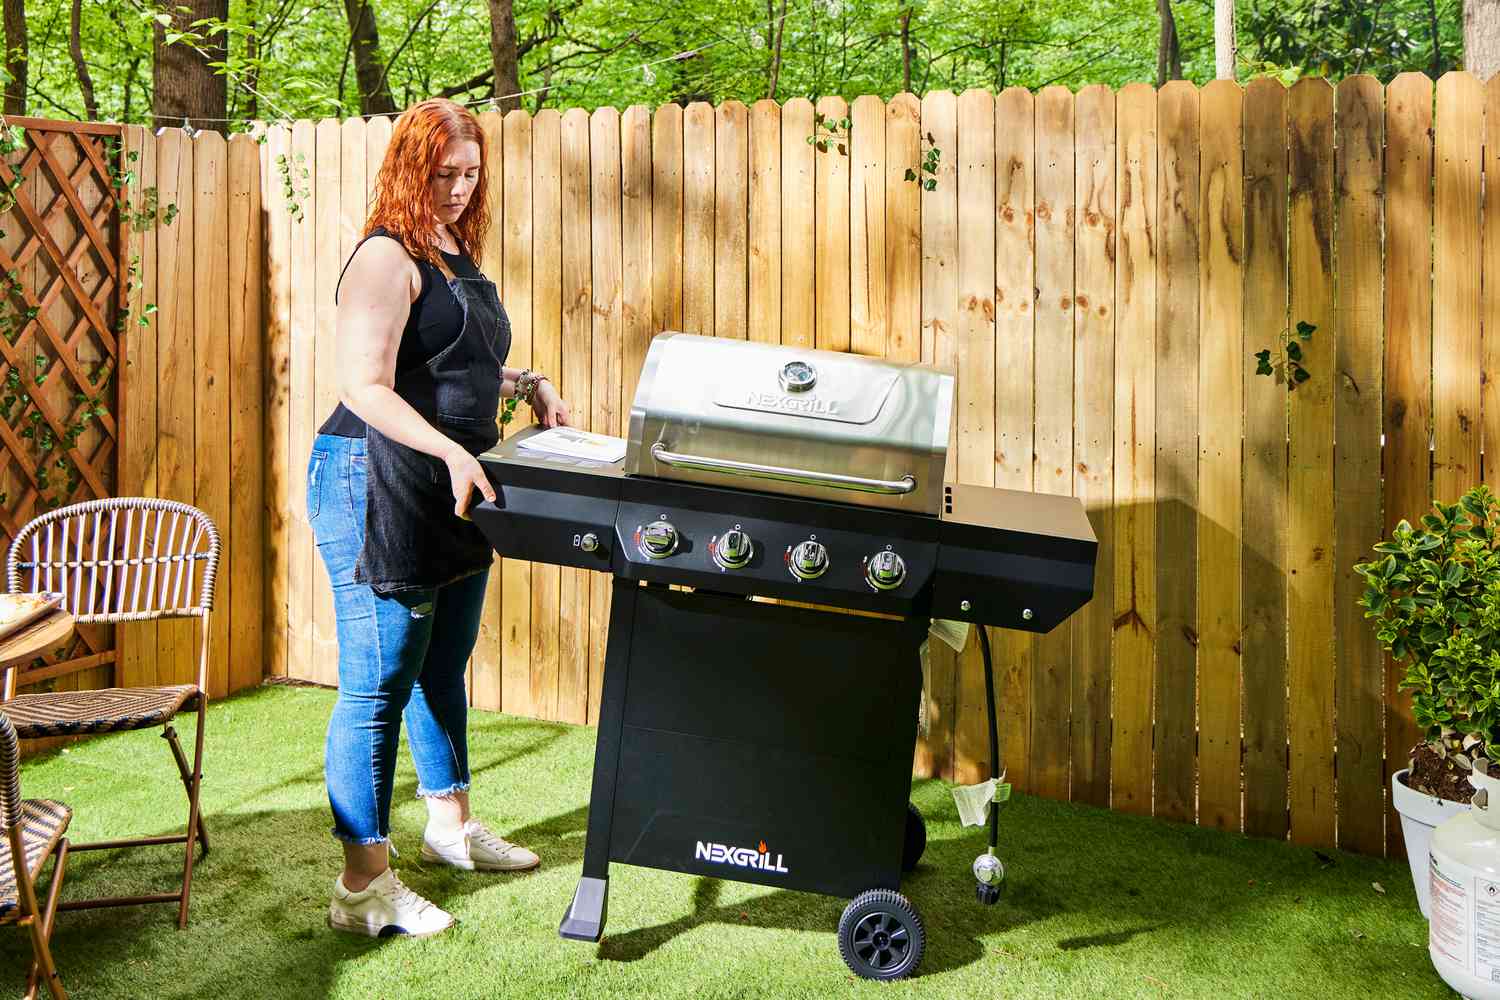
[1156,0,1183,87]
[153,0,228,133]
[1466,0,1500,79]
[69,0,97,120]
[243,0,259,120]
[900,10,912,93]
[341,0,397,117]
[766,0,788,100]
[1431,0,1446,77]
[3,0,25,116]
[488,0,521,112]
[1215,0,1236,79]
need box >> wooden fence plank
[1197,80,1245,834]
[652,103,684,338]
[501,109,534,720]
[1032,85,1076,802]
[885,94,920,365]
[1486,76,1500,495]
[472,109,505,713]
[120,125,157,689]
[558,107,592,726]
[1287,78,1336,847]
[749,100,781,346]
[990,87,1035,792]
[1434,72,1483,502]
[227,133,264,697]
[782,99,815,351]
[1111,82,1156,817]
[1242,78,1290,842]
[311,118,340,689]
[1384,72,1434,857]
[683,103,714,335]
[919,90,958,781]
[286,120,317,687]
[850,95,887,358]
[1154,80,1199,824]
[589,107,623,725]
[621,106,653,412]
[1071,83,1116,809]
[155,128,195,687]
[1333,74,1387,857]
[815,96,850,354]
[532,109,564,722]
[953,88,996,788]
[261,125,291,682]
[714,101,748,341]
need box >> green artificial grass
[0,684,1457,999]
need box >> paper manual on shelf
[516,426,627,464]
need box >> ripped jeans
[307,433,490,845]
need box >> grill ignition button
[638,520,679,559]
[787,539,829,580]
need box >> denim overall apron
[354,260,512,595]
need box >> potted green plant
[1355,484,1500,918]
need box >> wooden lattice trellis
[0,117,125,690]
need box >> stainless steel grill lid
[625,332,954,515]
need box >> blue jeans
[307,433,490,845]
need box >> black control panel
[613,501,938,615]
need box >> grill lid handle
[649,442,918,496]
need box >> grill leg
[558,579,637,943]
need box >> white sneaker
[421,819,540,872]
[327,868,455,938]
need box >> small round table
[0,607,76,671]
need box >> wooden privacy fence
[129,68,1477,859]
[114,124,264,706]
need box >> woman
[306,97,570,938]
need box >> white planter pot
[1393,768,1473,918]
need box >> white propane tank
[1430,767,1500,999]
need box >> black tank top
[318,227,485,438]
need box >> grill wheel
[837,888,925,980]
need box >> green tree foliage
[5,0,1469,128]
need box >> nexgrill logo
[745,390,839,416]
[695,839,789,874]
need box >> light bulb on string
[642,64,657,85]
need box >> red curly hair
[364,98,491,268]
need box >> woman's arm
[336,237,495,515]
[336,238,463,462]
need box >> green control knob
[713,528,753,570]
[865,550,907,591]
[640,520,679,559]
[788,539,829,581]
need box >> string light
[642,64,656,85]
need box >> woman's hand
[444,444,496,520]
[531,380,571,428]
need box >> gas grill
[471,331,1097,980]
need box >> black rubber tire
[902,802,926,872]
[837,889,925,981]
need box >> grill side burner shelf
[471,332,1097,981]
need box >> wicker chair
[1,710,70,999]
[0,498,219,931]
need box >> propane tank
[1429,767,1500,999]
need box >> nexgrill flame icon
[695,838,789,874]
